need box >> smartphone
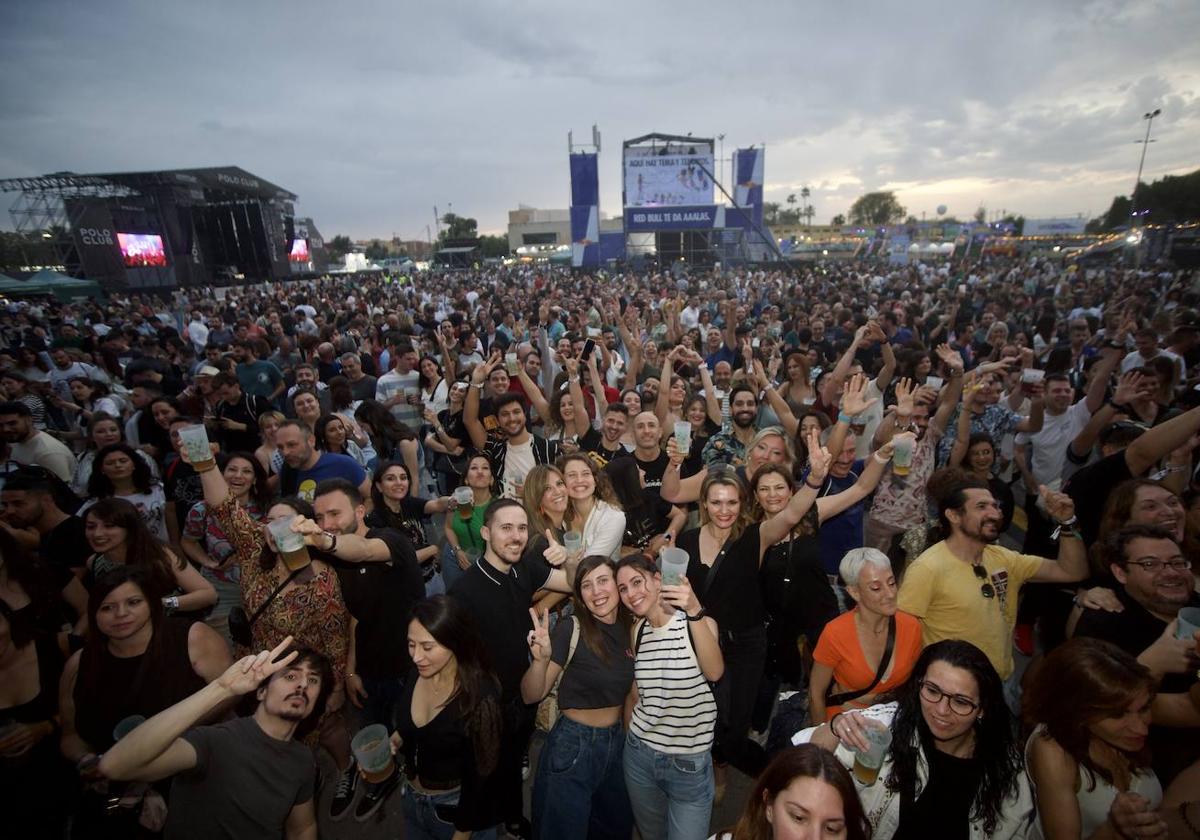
[580,338,595,363]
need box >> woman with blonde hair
[255,409,285,476]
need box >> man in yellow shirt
[898,475,1087,679]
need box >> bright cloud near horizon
[1,0,1197,239]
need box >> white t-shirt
[1015,398,1091,487]
[501,438,535,498]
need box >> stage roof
[0,166,296,201]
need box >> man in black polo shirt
[293,478,423,821]
[1075,524,1200,784]
[448,499,580,840]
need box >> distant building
[507,205,623,255]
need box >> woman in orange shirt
[809,547,923,722]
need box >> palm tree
[801,186,812,229]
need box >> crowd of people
[0,255,1198,840]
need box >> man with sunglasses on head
[898,475,1088,682]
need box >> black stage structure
[0,167,306,289]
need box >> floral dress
[210,494,350,685]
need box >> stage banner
[569,152,600,268]
[733,148,764,228]
[625,205,720,232]
[1024,217,1086,236]
[624,148,715,207]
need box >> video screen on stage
[116,233,167,268]
[624,147,714,208]
[289,239,310,262]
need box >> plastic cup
[850,414,867,435]
[1177,607,1200,641]
[351,724,395,784]
[178,425,215,472]
[925,376,944,392]
[267,515,311,571]
[892,432,915,476]
[112,715,146,742]
[673,421,692,456]
[852,721,893,785]
[505,353,519,375]
[454,486,475,519]
[562,530,583,557]
[659,547,690,586]
[1021,368,1045,395]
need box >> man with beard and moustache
[292,478,423,818]
[898,475,1088,682]
[99,638,328,840]
[700,385,760,469]
[579,401,632,469]
[449,499,581,840]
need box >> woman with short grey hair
[808,548,924,723]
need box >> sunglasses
[972,563,995,599]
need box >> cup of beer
[1020,367,1044,395]
[659,546,690,586]
[562,530,583,558]
[925,375,944,392]
[267,515,311,572]
[852,720,893,785]
[673,420,692,456]
[1176,607,1200,641]
[453,486,475,519]
[505,353,519,375]
[892,432,916,476]
[178,425,215,472]
[351,724,395,784]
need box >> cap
[196,365,220,377]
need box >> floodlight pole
[1129,108,1161,225]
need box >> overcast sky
[2,0,1198,240]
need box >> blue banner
[569,152,600,267]
[733,148,764,229]
[625,205,720,231]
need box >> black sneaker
[354,770,401,822]
[329,760,359,821]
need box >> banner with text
[624,205,722,232]
[624,148,714,207]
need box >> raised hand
[934,343,964,373]
[664,433,686,467]
[527,607,552,662]
[1038,485,1076,523]
[806,427,832,482]
[217,636,300,696]
[660,575,703,617]
[894,377,915,416]
[865,320,887,344]
[841,372,879,417]
[563,355,580,377]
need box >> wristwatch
[321,531,339,553]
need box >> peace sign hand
[806,427,832,483]
[217,636,299,696]
[527,608,552,662]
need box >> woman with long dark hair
[314,412,369,468]
[54,377,122,442]
[365,460,455,592]
[82,442,168,542]
[523,556,635,839]
[397,595,503,839]
[804,639,1033,839]
[606,456,688,557]
[1024,637,1165,840]
[71,412,159,497]
[179,452,271,640]
[0,523,88,654]
[58,566,231,836]
[355,398,420,482]
[715,744,871,840]
[84,498,216,615]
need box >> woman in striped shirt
[616,553,724,840]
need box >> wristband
[837,411,854,425]
[830,713,845,739]
[685,608,707,622]
[162,595,179,611]
[1053,515,1077,527]
[873,452,889,464]
[805,477,823,490]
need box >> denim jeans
[532,717,633,840]
[622,730,713,840]
[440,541,468,592]
[402,785,498,840]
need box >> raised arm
[463,354,495,451]
[1084,343,1125,414]
[816,440,896,522]
[756,360,799,439]
[515,358,551,424]
[520,608,564,704]
[948,391,975,468]
[931,344,966,431]
[654,347,680,426]
[760,429,830,549]
[1126,403,1200,477]
[823,325,869,404]
[565,356,592,438]
[660,435,706,504]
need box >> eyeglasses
[972,563,995,599]
[1124,558,1192,573]
[918,680,980,716]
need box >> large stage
[0,166,318,289]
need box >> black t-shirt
[894,746,981,840]
[622,490,675,550]
[578,426,631,471]
[327,527,424,679]
[364,496,430,551]
[168,716,315,840]
[1064,452,1133,545]
[677,522,766,632]
[164,456,204,527]
[215,394,271,453]
[40,515,91,572]
[635,451,671,491]
[448,556,551,698]
[551,615,635,710]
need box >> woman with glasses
[802,639,1033,839]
